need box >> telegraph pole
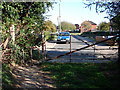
[59,2,61,32]
[59,0,61,32]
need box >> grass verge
[70,33,82,35]
[40,62,120,88]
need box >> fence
[2,34,118,64]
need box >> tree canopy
[81,22,92,31]
[2,2,53,47]
[43,20,56,32]
[2,2,54,63]
[60,21,76,31]
[98,22,110,31]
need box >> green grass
[70,33,82,35]
[2,62,120,88]
[2,64,16,89]
[40,62,120,88]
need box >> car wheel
[57,41,59,44]
[66,41,70,44]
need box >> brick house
[80,20,97,33]
[74,24,80,32]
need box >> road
[46,35,118,63]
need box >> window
[59,33,70,36]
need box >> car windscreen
[59,33,70,36]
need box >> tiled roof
[87,21,97,25]
[82,20,97,25]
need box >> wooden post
[94,44,95,59]
[42,32,44,62]
[10,24,15,43]
[10,24,16,63]
[22,49,24,64]
[38,48,40,60]
[44,33,46,59]
[45,42,46,59]
[30,48,32,60]
[118,31,120,66]
[70,35,71,63]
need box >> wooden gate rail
[45,35,118,61]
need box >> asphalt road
[46,35,118,63]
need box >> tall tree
[98,22,110,31]
[43,20,56,32]
[81,22,92,31]
[60,21,76,31]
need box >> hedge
[80,32,118,38]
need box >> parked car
[57,32,70,44]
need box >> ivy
[2,2,54,64]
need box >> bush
[32,50,42,60]
[45,31,57,41]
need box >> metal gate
[45,35,118,63]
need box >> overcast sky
[44,0,109,26]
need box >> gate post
[42,32,44,62]
[94,43,95,59]
[118,31,120,66]
[70,35,71,63]
[44,33,46,60]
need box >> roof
[81,20,97,25]
[75,24,79,26]
[87,21,97,25]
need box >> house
[80,20,97,33]
[75,24,79,29]
[74,24,80,33]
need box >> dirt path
[12,65,56,89]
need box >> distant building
[80,20,97,33]
[74,24,81,33]
[75,24,79,29]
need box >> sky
[44,0,110,26]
